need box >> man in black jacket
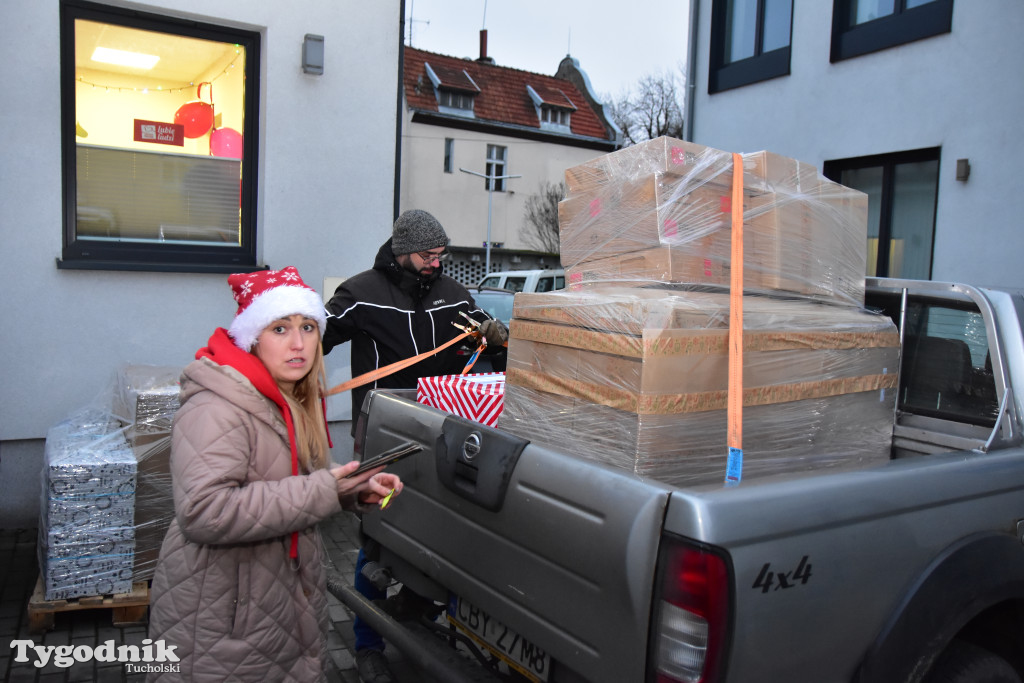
[323,209,507,683]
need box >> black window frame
[823,146,940,280]
[708,0,793,94]
[59,0,263,273]
[830,0,953,63]
[485,144,507,192]
[444,138,454,173]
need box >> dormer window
[438,89,474,111]
[526,84,575,132]
[424,62,479,118]
[540,106,570,126]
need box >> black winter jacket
[323,239,494,419]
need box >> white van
[478,269,565,293]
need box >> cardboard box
[558,175,747,269]
[559,138,868,306]
[565,138,819,196]
[565,137,735,194]
[498,287,899,487]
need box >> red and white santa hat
[226,266,327,351]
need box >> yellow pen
[379,488,396,510]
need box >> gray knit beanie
[391,210,449,255]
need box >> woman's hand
[329,461,404,509]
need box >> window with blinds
[60,1,260,272]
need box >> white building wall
[689,1,1024,289]
[400,119,606,254]
[0,0,400,525]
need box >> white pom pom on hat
[226,266,327,351]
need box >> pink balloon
[174,101,214,138]
[210,127,243,159]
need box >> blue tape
[725,447,743,487]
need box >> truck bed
[355,279,1024,682]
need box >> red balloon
[210,127,243,159]
[174,101,214,138]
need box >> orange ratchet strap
[325,329,474,397]
[725,152,744,487]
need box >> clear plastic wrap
[38,365,181,598]
[39,409,137,599]
[559,137,868,308]
[111,365,181,582]
[497,295,898,486]
[496,138,891,487]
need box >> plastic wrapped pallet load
[39,409,137,600]
[558,137,868,308]
[111,364,180,581]
[497,286,900,487]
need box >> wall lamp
[302,34,324,75]
[956,158,971,182]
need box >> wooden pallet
[27,576,150,634]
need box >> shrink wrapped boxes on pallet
[559,137,867,307]
[39,409,137,600]
[496,287,899,487]
[112,364,181,582]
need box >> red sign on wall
[133,120,184,146]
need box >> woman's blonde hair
[282,333,330,473]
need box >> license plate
[447,594,551,682]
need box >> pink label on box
[704,258,713,276]
[720,196,731,213]
[670,146,687,166]
[589,197,602,217]
[663,218,678,238]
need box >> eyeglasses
[416,250,450,263]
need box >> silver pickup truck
[345,277,1024,683]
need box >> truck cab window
[888,300,999,427]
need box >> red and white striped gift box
[416,373,505,427]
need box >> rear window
[871,293,999,427]
[506,277,527,293]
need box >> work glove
[479,319,508,346]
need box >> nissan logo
[462,432,482,462]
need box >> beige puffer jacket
[148,356,343,682]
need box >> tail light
[649,536,731,683]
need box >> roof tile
[404,47,611,141]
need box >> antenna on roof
[482,0,488,29]
[406,0,430,47]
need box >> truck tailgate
[359,390,675,683]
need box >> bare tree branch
[605,67,686,146]
[520,180,565,253]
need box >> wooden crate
[27,576,150,634]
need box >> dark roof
[403,46,613,143]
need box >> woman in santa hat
[147,266,402,682]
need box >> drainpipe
[394,1,406,220]
[685,0,700,141]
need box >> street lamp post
[459,167,522,275]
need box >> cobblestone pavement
[1,511,429,682]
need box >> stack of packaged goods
[497,137,899,487]
[112,365,180,581]
[37,365,181,599]
[39,410,137,600]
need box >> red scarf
[195,327,331,560]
